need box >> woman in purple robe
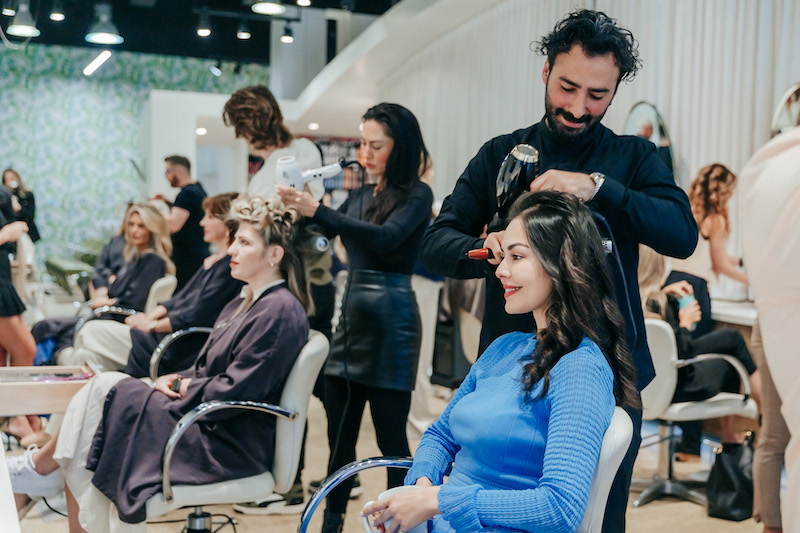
[7,197,311,533]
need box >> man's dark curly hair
[536,9,641,85]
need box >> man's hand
[530,169,595,201]
[483,231,504,266]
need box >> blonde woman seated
[31,203,174,364]
[70,193,244,376]
[363,192,639,533]
[639,244,759,461]
[7,197,310,533]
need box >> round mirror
[770,82,800,137]
[623,101,675,179]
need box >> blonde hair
[123,203,175,275]
[637,244,668,319]
[687,163,736,233]
[230,197,312,314]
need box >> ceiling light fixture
[280,22,294,44]
[236,19,251,40]
[85,3,124,45]
[210,60,222,77]
[49,0,65,21]
[197,11,211,37]
[297,0,311,6]
[196,127,208,136]
[83,50,112,76]
[1,0,17,17]
[7,0,40,38]
[308,122,320,131]
[251,2,286,16]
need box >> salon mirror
[770,82,800,137]
[623,101,675,181]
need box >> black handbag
[706,432,754,521]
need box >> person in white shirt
[223,84,324,200]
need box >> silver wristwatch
[589,172,606,200]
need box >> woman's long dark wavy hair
[508,191,639,408]
[361,103,429,224]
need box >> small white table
[710,299,757,327]
[0,445,23,533]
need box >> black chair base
[633,477,707,507]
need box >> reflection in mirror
[770,82,800,137]
[623,101,675,181]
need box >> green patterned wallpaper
[0,43,269,264]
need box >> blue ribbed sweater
[405,332,614,533]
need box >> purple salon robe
[85,284,309,523]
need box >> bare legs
[29,430,60,475]
[66,484,87,533]
[0,314,36,366]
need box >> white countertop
[710,299,758,327]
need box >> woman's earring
[269,262,275,268]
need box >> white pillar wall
[144,90,249,199]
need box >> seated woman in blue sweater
[363,191,639,533]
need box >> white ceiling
[280,0,503,138]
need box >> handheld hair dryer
[486,144,539,233]
[276,156,358,190]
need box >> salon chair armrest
[74,305,137,338]
[298,457,414,533]
[149,327,213,381]
[675,353,752,401]
[161,400,297,503]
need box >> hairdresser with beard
[420,10,697,531]
[278,102,433,533]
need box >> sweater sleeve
[436,346,615,533]
[420,139,500,280]
[313,183,433,254]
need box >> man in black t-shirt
[157,155,208,290]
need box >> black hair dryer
[488,144,539,232]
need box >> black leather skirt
[325,269,421,391]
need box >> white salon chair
[633,318,758,507]
[298,407,632,533]
[144,330,329,532]
[73,274,177,335]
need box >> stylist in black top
[278,102,433,533]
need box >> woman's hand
[678,300,702,329]
[11,196,22,213]
[153,374,191,399]
[90,296,116,309]
[663,280,693,297]
[276,185,320,218]
[126,313,155,332]
[0,221,28,244]
[361,486,441,533]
